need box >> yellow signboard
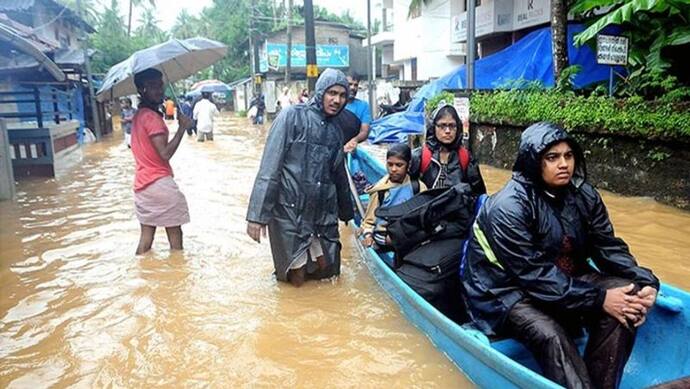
[306,64,319,78]
[254,75,262,84]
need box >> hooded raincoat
[246,69,354,281]
[409,104,486,194]
[461,122,659,334]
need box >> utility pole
[250,3,261,94]
[467,0,476,90]
[304,0,317,92]
[76,0,101,140]
[366,0,374,118]
[284,0,292,84]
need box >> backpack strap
[377,189,388,205]
[422,144,471,174]
[458,147,470,173]
[411,179,420,195]
[420,144,432,174]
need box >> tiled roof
[0,0,36,12]
[0,0,94,33]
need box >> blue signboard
[260,43,349,72]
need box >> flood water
[1,113,689,387]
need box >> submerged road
[1,112,689,387]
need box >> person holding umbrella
[130,68,193,254]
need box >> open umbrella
[95,37,227,102]
[190,79,225,91]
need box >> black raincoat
[409,104,486,195]
[246,69,354,281]
[461,122,659,334]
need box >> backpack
[375,182,475,258]
[376,179,421,205]
[420,144,470,174]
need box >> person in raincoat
[246,68,354,287]
[461,122,659,389]
[409,103,486,195]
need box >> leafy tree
[551,0,569,83]
[134,7,168,45]
[89,0,131,73]
[127,0,155,37]
[408,0,432,18]
[171,9,201,39]
[572,0,690,95]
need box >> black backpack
[375,182,475,258]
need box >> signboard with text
[596,35,629,65]
[513,0,550,30]
[259,43,349,72]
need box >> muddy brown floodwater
[1,113,689,388]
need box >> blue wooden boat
[347,148,690,388]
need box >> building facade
[369,0,553,82]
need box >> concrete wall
[471,123,690,210]
[0,119,15,201]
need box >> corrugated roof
[0,0,95,33]
[0,0,35,11]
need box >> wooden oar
[344,153,365,219]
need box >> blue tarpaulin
[369,24,623,144]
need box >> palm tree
[171,10,198,39]
[128,0,156,36]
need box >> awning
[0,23,65,81]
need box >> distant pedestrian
[130,68,193,254]
[342,73,372,153]
[249,93,265,125]
[299,88,309,104]
[120,97,136,148]
[278,86,293,109]
[179,96,195,136]
[193,92,219,142]
[164,96,175,120]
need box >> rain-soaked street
[1,113,689,387]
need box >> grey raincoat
[246,69,354,281]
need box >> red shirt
[131,108,173,192]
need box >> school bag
[375,182,475,258]
[420,144,470,174]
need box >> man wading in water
[246,68,354,287]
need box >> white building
[369,0,552,82]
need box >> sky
[114,0,369,32]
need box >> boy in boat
[246,69,354,287]
[360,143,426,251]
[461,122,659,388]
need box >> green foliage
[408,0,433,18]
[555,65,583,93]
[471,89,690,141]
[571,0,690,96]
[425,91,456,116]
[89,1,169,73]
[647,147,671,161]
